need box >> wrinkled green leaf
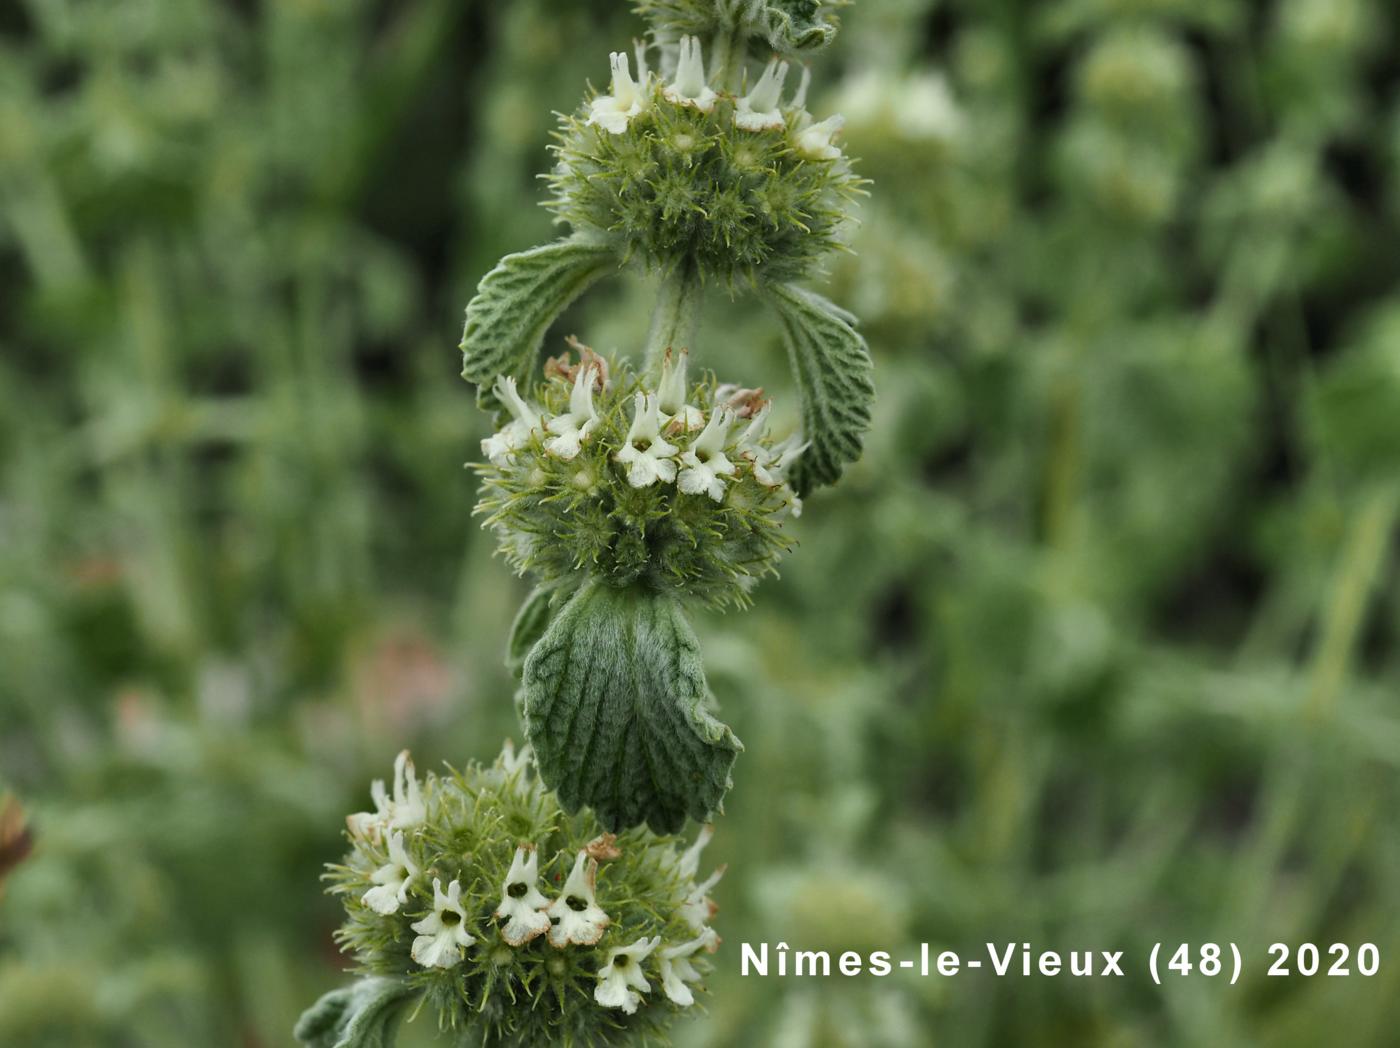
[766,282,875,496]
[460,238,616,409]
[760,0,839,53]
[507,584,568,677]
[522,581,742,833]
[294,979,415,1048]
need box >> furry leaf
[507,584,567,677]
[761,0,840,53]
[522,581,741,833]
[766,282,874,495]
[294,979,415,1048]
[460,238,616,409]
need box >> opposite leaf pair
[462,241,873,498]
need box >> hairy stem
[708,24,747,95]
[643,263,702,380]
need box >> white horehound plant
[300,2,869,1043]
[296,745,725,1047]
[461,0,873,838]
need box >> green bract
[475,355,799,608]
[299,746,725,1048]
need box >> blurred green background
[3,0,1400,1044]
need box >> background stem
[1303,483,1400,721]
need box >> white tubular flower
[659,932,714,1006]
[737,403,772,453]
[676,823,713,880]
[482,376,543,467]
[593,936,660,1014]
[494,845,552,946]
[736,59,790,131]
[738,406,807,487]
[657,349,704,432]
[754,434,808,488]
[663,36,717,112]
[484,739,536,795]
[679,865,726,932]
[546,851,611,946]
[500,739,531,780]
[674,824,724,931]
[796,114,845,160]
[387,749,427,829]
[411,878,476,968]
[792,65,812,111]
[346,777,390,842]
[361,831,419,915]
[347,749,424,839]
[589,52,649,134]
[544,364,601,460]
[615,393,679,488]
[678,408,738,501]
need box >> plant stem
[1227,481,1399,930]
[643,264,702,380]
[1303,483,1399,720]
[708,24,747,95]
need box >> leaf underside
[294,979,415,1048]
[767,282,875,497]
[522,581,742,834]
[460,238,616,410]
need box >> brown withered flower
[545,337,610,391]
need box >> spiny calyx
[550,39,862,287]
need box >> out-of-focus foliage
[2,0,1400,1045]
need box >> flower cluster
[475,346,803,609]
[549,37,863,286]
[326,743,725,1044]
